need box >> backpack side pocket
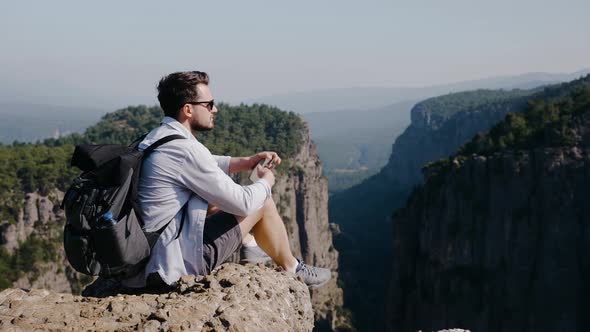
[92,210,150,278]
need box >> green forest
[459,76,590,155]
[414,88,539,128]
[0,103,305,290]
[428,74,590,172]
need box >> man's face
[189,83,218,132]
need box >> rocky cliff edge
[0,263,314,332]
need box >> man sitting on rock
[123,71,330,290]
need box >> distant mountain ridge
[411,88,539,129]
[252,69,590,114]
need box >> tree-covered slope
[459,75,590,156]
[45,103,304,158]
[328,84,564,331]
[411,88,537,129]
[388,74,590,332]
[0,145,77,223]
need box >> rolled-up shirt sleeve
[178,143,271,216]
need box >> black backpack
[61,134,186,279]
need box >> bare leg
[210,204,256,246]
[236,198,298,270]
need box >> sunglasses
[186,99,215,111]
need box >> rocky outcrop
[274,123,345,330]
[329,90,533,331]
[382,94,529,187]
[387,111,590,331]
[0,190,75,293]
[13,261,71,293]
[0,264,314,331]
[1,191,63,254]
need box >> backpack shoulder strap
[129,134,148,148]
[138,134,187,246]
[142,134,186,157]
[145,200,189,247]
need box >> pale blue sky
[0,0,588,109]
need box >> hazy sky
[1,0,588,109]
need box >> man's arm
[180,145,272,216]
[228,156,255,174]
[229,152,282,174]
[212,155,231,175]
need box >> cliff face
[329,90,532,330]
[0,190,82,294]
[1,191,61,254]
[0,264,315,331]
[274,124,345,330]
[382,95,529,187]
[387,112,590,331]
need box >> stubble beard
[191,117,214,132]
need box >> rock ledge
[0,264,314,332]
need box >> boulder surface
[0,264,314,332]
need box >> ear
[178,104,192,120]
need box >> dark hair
[157,71,210,118]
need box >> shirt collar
[140,117,197,151]
[160,116,194,139]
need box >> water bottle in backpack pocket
[91,208,150,278]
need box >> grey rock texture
[387,111,590,331]
[0,223,18,254]
[13,261,71,293]
[1,190,63,254]
[0,264,314,332]
[273,124,344,330]
[0,190,75,293]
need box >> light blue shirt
[123,117,271,287]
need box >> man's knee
[264,197,275,208]
[237,198,276,225]
[262,197,279,213]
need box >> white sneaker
[295,260,331,288]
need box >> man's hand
[250,151,281,169]
[229,152,281,174]
[256,165,275,187]
[229,151,281,174]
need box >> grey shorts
[202,211,243,274]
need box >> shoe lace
[299,262,318,278]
